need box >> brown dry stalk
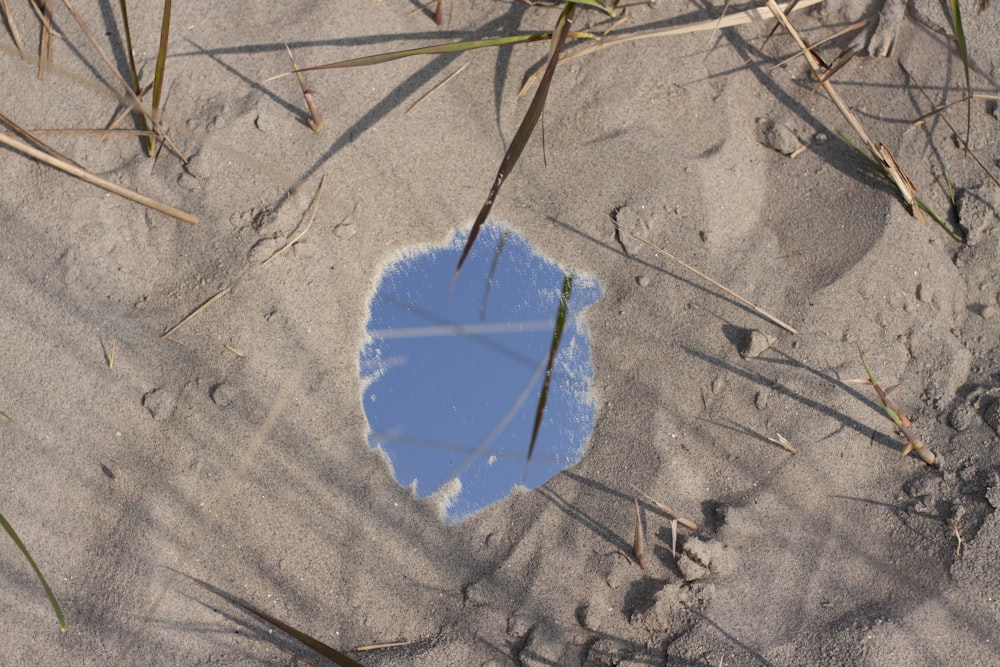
[519,0,825,97]
[35,0,53,80]
[0,132,197,223]
[262,175,326,265]
[764,0,926,225]
[631,484,700,532]
[613,222,797,334]
[633,498,646,569]
[1,0,27,57]
[161,287,231,341]
[284,42,324,132]
[60,0,185,161]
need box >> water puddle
[359,223,602,522]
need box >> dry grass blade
[146,0,173,155]
[0,510,66,632]
[909,93,1000,126]
[189,578,366,667]
[267,32,575,82]
[518,0,824,96]
[284,42,323,132]
[0,110,81,167]
[356,640,415,651]
[633,498,647,569]
[35,0,53,79]
[767,432,798,454]
[1,0,27,57]
[0,409,14,423]
[161,287,231,341]
[406,62,469,114]
[770,20,867,71]
[453,3,577,282]
[262,175,326,265]
[524,272,573,479]
[631,484,700,532]
[901,64,1000,192]
[764,0,940,233]
[0,132,197,223]
[611,219,796,334]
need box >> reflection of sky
[360,223,602,522]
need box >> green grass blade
[453,4,578,283]
[192,578,365,667]
[947,0,971,150]
[117,1,142,94]
[118,1,153,152]
[295,33,559,73]
[525,272,573,478]
[572,0,617,16]
[0,510,66,632]
[147,0,172,156]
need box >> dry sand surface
[2,1,999,665]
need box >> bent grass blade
[0,511,66,632]
[454,3,578,283]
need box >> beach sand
[2,1,999,664]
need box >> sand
[2,1,999,665]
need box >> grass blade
[147,0,172,156]
[947,0,971,152]
[277,33,569,78]
[189,578,365,667]
[524,272,573,479]
[856,345,936,465]
[0,131,197,223]
[453,3,577,283]
[631,484,701,532]
[117,1,152,145]
[633,498,646,568]
[0,510,66,632]
[285,42,324,132]
[1,0,27,57]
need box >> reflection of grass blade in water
[480,228,510,321]
[0,510,65,632]
[453,4,578,284]
[525,272,573,479]
[192,578,365,667]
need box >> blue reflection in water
[359,223,602,522]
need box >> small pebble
[636,275,650,287]
[739,330,777,358]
